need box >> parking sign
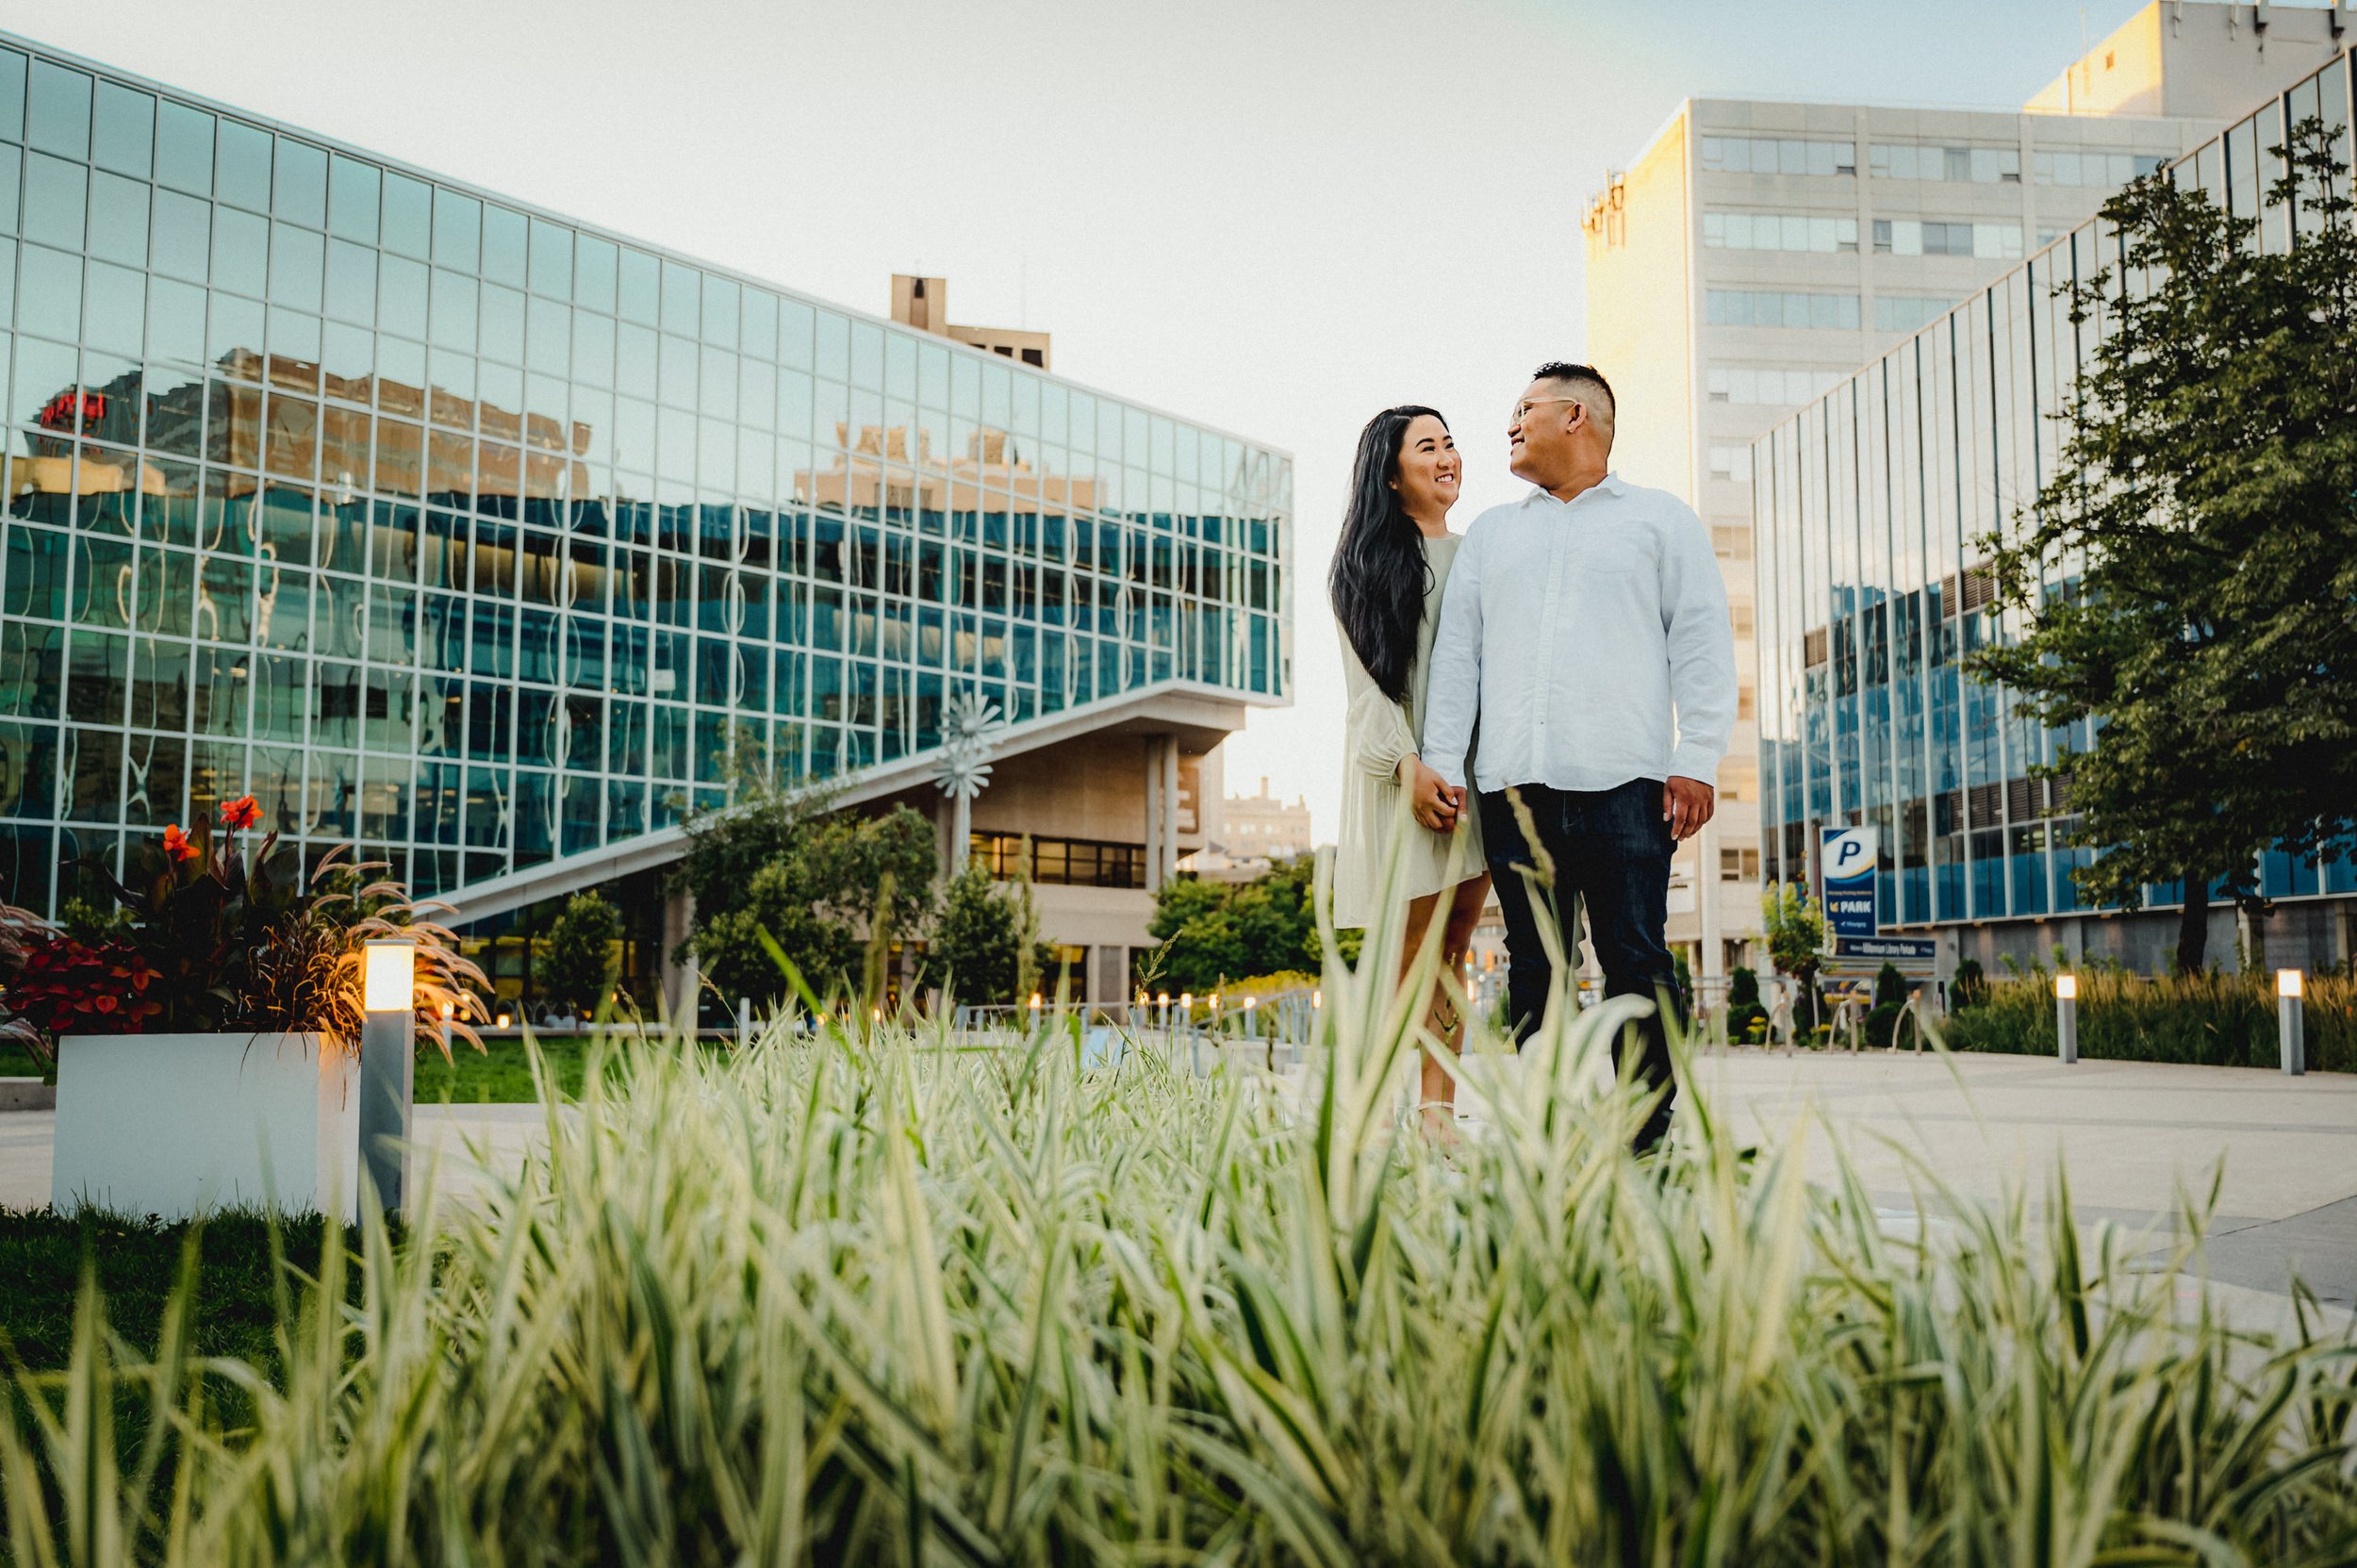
[1820,826,1879,940]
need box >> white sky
[3,0,2146,839]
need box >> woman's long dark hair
[1329,405,1444,703]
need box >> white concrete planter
[51,1032,358,1221]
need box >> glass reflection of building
[0,34,1293,965]
[1752,51,2356,971]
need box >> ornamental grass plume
[1,892,2353,1562]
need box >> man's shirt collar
[1524,470,1628,506]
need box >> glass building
[0,34,1293,930]
[1753,49,2355,968]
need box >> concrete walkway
[6,1051,2350,1318]
[1681,1049,2357,1311]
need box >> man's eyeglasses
[1511,396,1583,424]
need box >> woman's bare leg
[1417,874,1493,1123]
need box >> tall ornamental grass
[3,916,2354,1563]
[1943,969,2355,1071]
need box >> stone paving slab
[8,1050,2351,1317]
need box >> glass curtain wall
[1755,52,2355,926]
[0,37,1293,916]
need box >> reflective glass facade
[1754,52,2355,931]
[0,37,1292,917]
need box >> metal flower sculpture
[934,690,1004,868]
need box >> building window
[2034,149,2168,187]
[1869,143,2021,183]
[1720,846,1761,881]
[969,831,1145,890]
[1706,289,1860,330]
[1706,449,1755,484]
[1702,210,1859,254]
[1700,136,1855,176]
[1872,219,2022,259]
[1873,294,1956,333]
[1707,366,1843,406]
[1710,523,1754,558]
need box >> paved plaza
[4,1050,2350,1323]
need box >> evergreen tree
[929,862,1053,1007]
[1969,120,2357,972]
[539,892,622,1017]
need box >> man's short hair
[1532,361,1616,443]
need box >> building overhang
[439,681,1259,925]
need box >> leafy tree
[683,803,940,1006]
[540,892,622,1017]
[1146,857,1323,995]
[1969,119,2357,973]
[670,780,833,923]
[690,863,856,1010]
[928,862,1053,1007]
[1760,883,1826,1030]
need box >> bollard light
[363,938,415,1013]
[1311,988,1321,1010]
[358,939,417,1217]
[1029,993,1043,1014]
[2053,971,2079,1065]
[2053,973,2077,1000]
[2278,969,2306,1076]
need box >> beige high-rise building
[1578,0,2343,984]
[892,274,1052,370]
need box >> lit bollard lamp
[2278,969,2306,1077]
[359,939,417,1217]
[2053,972,2078,1065]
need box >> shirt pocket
[1582,531,1649,576]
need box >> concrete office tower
[1753,44,2357,975]
[1577,1,2341,985]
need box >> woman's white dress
[1331,533,1485,928]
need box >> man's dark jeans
[1477,778,1683,1152]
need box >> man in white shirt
[1420,362,1737,1152]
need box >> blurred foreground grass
[4,970,2354,1563]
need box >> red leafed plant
[7,795,495,1060]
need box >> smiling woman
[1327,404,1490,1130]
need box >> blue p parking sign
[1820,827,1879,940]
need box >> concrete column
[1162,735,1180,883]
[2238,903,2268,975]
[660,887,699,1026]
[1144,738,1165,893]
[1697,814,1723,981]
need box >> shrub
[1865,1000,1905,1049]
[1938,969,2355,1071]
[1872,961,1908,1010]
[1728,965,1761,1008]
[1951,956,1987,1009]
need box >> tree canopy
[1968,119,2357,971]
[1145,858,1330,995]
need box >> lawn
[0,1208,366,1374]
[416,1032,594,1103]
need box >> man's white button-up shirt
[1420,473,1738,797]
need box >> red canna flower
[161,824,199,863]
[220,795,261,832]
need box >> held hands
[1662,775,1716,841]
[1401,755,1463,833]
